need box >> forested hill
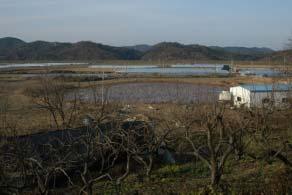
[141,42,264,61]
[0,37,142,61]
[0,37,279,61]
[260,49,292,63]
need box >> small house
[229,84,292,108]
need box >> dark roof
[240,84,292,92]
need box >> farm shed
[229,84,292,108]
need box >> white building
[219,91,232,101]
[219,84,292,108]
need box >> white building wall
[219,91,232,101]
[230,86,251,107]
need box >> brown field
[0,65,291,194]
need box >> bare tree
[177,103,252,189]
[246,107,292,167]
[27,77,80,129]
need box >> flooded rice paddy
[0,63,287,77]
[90,64,230,76]
[0,62,87,69]
[74,82,225,104]
[238,68,283,77]
[89,64,284,77]
[20,73,108,79]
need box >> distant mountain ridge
[210,46,274,56]
[0,37,280,61]
[141,42,267,61]
[125,44,152,52]
[261,49,292,63]
[0,37,142,61]
[141,42,227,61]
[0,37,26,57]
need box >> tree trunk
[210,163,222,188]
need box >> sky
[0,0,292,50]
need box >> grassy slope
[90,160,291,194]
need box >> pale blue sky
[0,0,291,49]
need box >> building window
[237,97,242,102]
[262,98,270,104]
[282,98,288,103]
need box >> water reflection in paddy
[117,67,228,75]
[0,62,87,69]
[88,64,284,77]
[76,82,225,104]
[238,68,283,77]
[89,64,230,76]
